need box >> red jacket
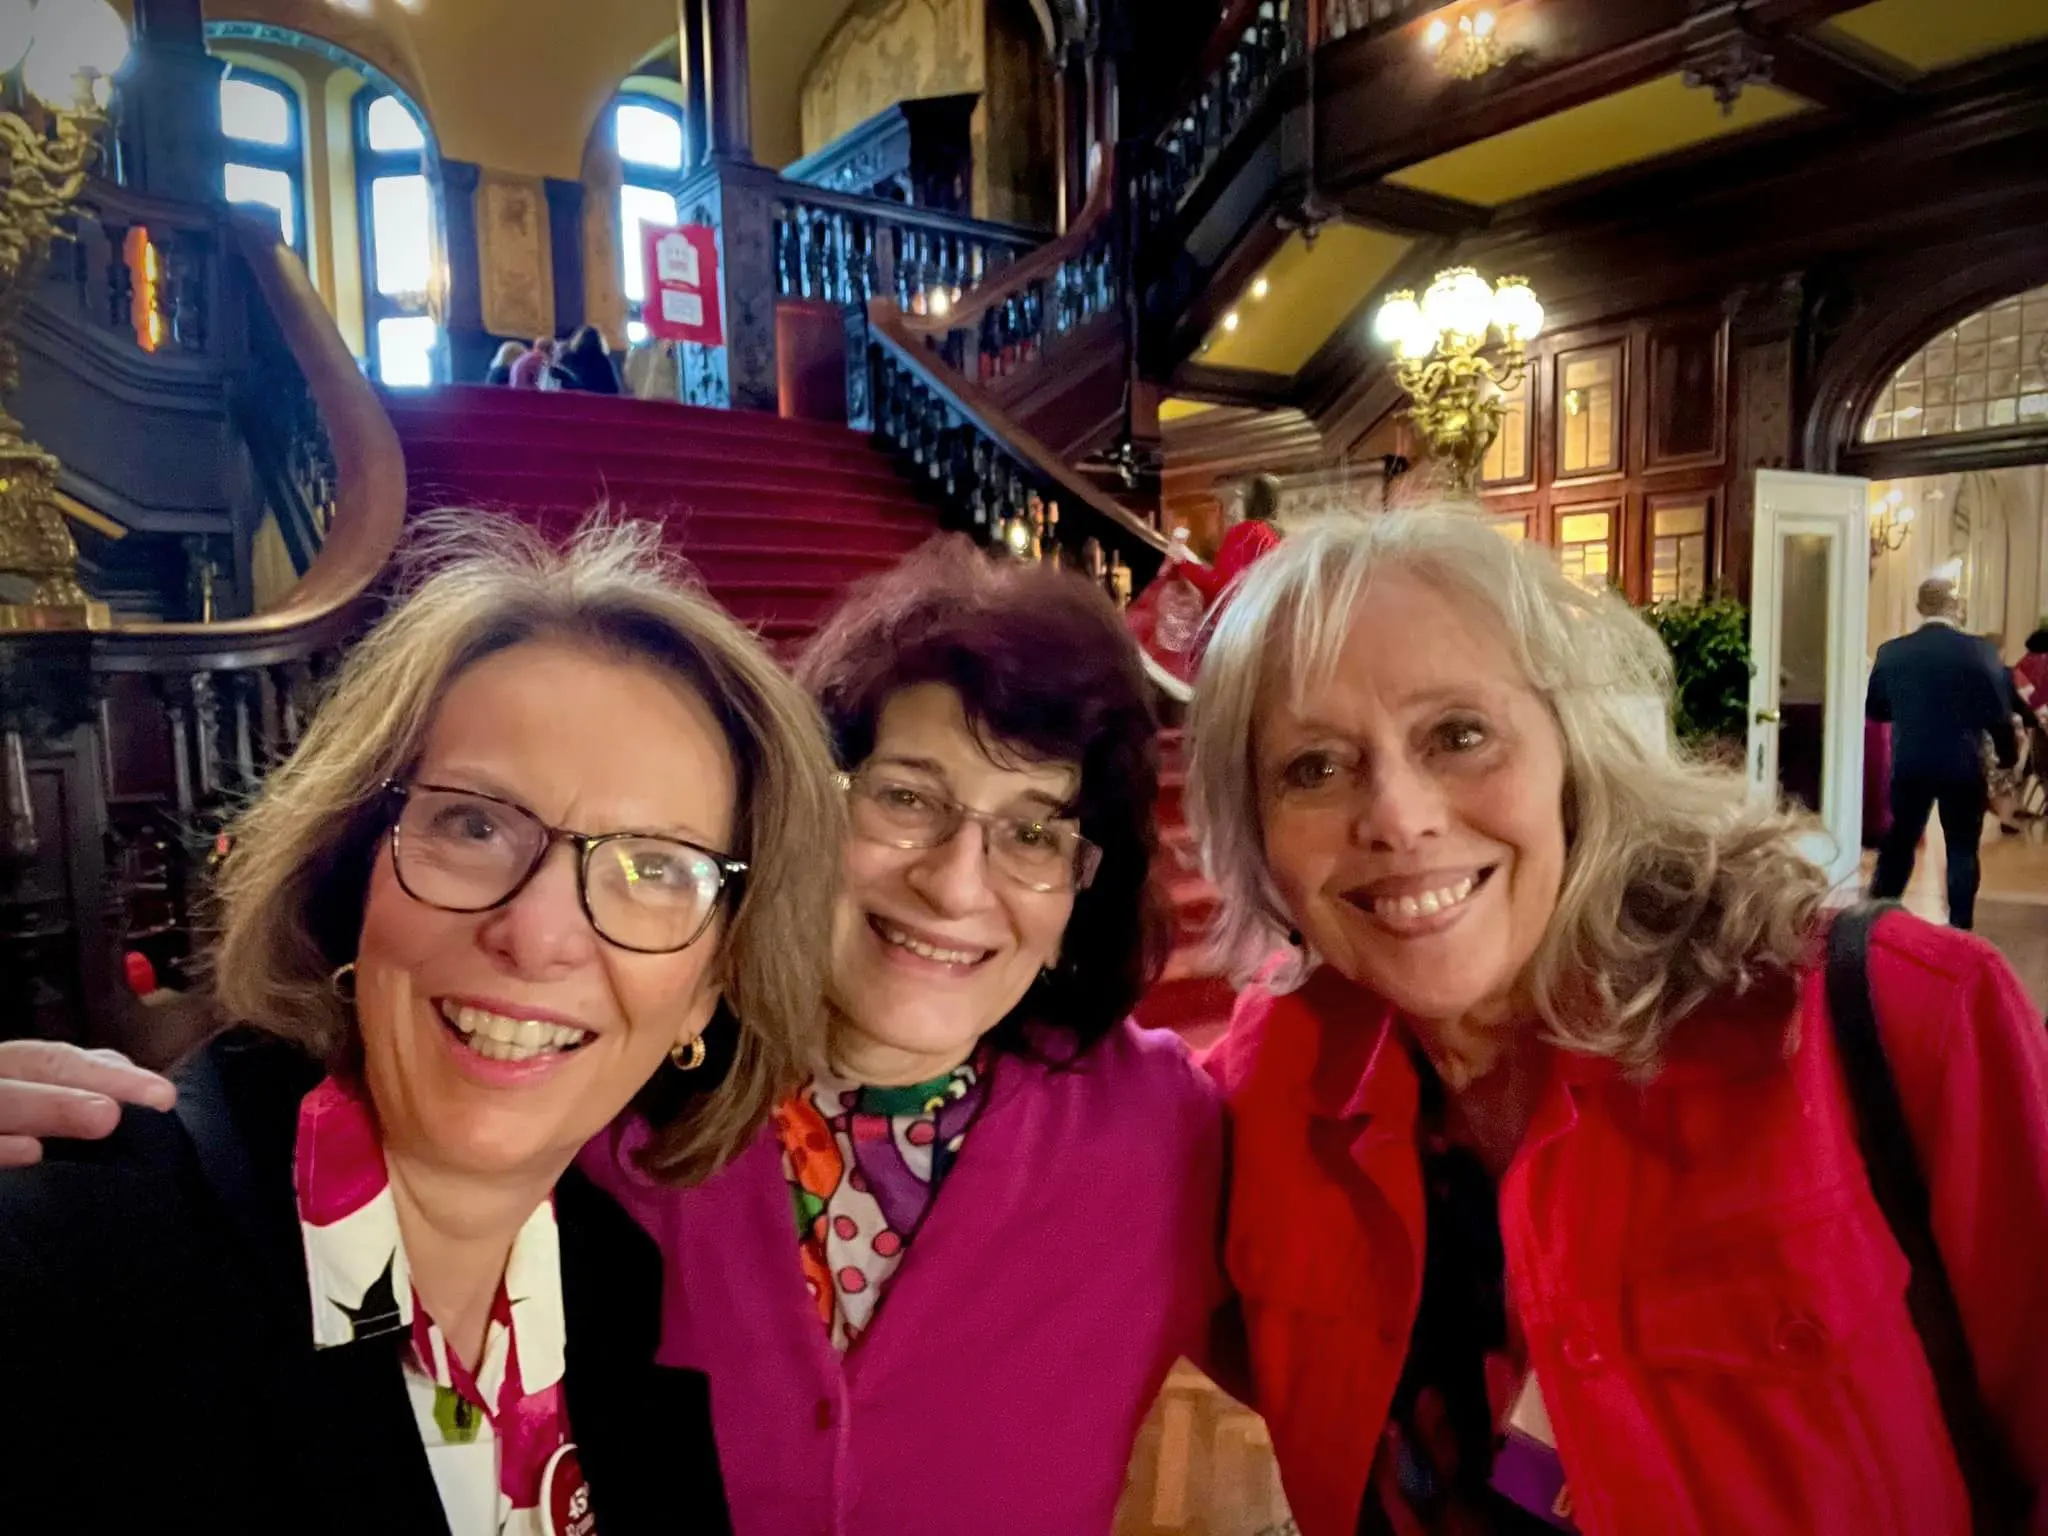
[1187,519,1282,608]
[1206,913,2048,1536]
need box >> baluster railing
[1138,0,1301,234]
[61,181,221,360]
[867,304,1168,589]
[769,186,1038,317]
[1321,0,1438,42]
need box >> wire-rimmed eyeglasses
[835,768,1101,893]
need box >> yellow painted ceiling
[1196,223,1413,374]
[1160,398,1218,422]
[1387,72,1813,208]
[1827,0,2048,73]
[145,0,853,177]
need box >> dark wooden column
[1054,46,1091,228]
[1726,274,1806,598]
[543,177,587,335]
[673,160,780,412]
[681,0,711,169]
[704,0,753,163]
[437,159,498,383]
[121,0,227,206]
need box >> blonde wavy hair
[209,513,843,1184]
[1188,506,1831,1072]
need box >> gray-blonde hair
[1188,506,1830,1072]
[210,513,843,1184]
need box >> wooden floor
[1861,816,2048,1007]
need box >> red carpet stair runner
[386,386,939,648]
[1135,727,1239,1049]
[385,386,1236,1042]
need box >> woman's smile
[864,912,998,973]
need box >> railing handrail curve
[92,211,405,669]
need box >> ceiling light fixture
[1424,7,1506,81]
[1222,310,1241,333]
[1251,277,1270,301]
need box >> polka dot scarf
[773,1048,993,1350]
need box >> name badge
[542,1443,596,1536]
[1491,1374,1579,1531]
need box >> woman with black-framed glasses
[384,780,749,955]
[0,516,840,1536]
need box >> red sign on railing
[640,224,724,346]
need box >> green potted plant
[1643,593,1752,764]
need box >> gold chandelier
[0,0,130,631]
[1373,267,1544,493]
[1424,8,1507,81]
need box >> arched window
[1862,283,2048,443]
[357,91,440,387]
[220,70,304,250]
[614,95,686,344]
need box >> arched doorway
[1831,280,2048,932]
[1845,282,2048,665]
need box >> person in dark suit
[1867,578,2018,929]
[0,514,842,1535]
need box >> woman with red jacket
[1187,509,2048,1535]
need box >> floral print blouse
[295,1075,590,1536]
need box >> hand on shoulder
[0,1040,176,1168]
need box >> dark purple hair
[794,536,1167,1059]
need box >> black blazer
[0,1031,731,1536]
[1866,621,2018,783]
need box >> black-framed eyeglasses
[835,769,1101,893]
[383,781,746,955]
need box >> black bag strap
[1824,902,2031,1532]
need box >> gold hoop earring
[330,962,357,998]
[669,1033,706,1072]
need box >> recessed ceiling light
[1251,277,1270,301]
[1222,310,1241,333]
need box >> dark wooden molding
[1313,0,1878,192]
[1156,212,1291,372]
[1162,404,1328,484]
[1333,180,1492,238]
[1168,362,1297,409]
[782,93,981,216]
[1839,425,2048,482]
[1764,29,1910,110]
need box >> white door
[1748,468,1870,889]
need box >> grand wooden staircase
[2,0,1310,1058]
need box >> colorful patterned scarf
[773,1048,993,1350]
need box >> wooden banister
[95,212,405,668]
[896,144,1117,345]
[869,296,1169,573]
